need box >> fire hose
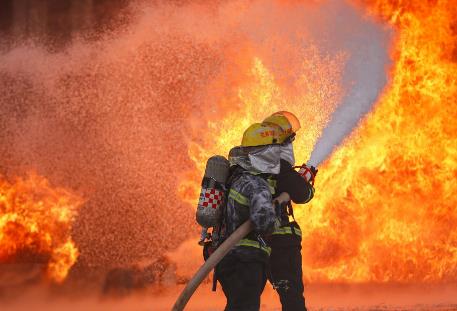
[171,192,291,311]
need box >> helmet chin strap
[280,143,295,167]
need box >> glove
[297,164,318,185]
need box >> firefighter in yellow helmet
[216,123,280,311]
[263,111,316,311]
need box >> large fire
[180,0,457,284]
[179,50,347,205]
[0,173,82,283]
[298,0,457,283]
[0,0,455,296]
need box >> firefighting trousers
[268,236,306,311]
[216,251,267,311]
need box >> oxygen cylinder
[196,155,230,228]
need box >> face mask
[280,142,295,166]
[248,145,281,174]
[229,145,281,174]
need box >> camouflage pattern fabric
[224,169,277,260]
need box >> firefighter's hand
[273,192,291,205]
[298,165,317,185]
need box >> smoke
[308,3,391,166]
[0,0,349,268]
[0,0,390,289]
[0,3,224,268]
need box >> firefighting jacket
[224,166,277,259]
[271,159,315,239]
[276,160,314,204]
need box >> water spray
[172,33,390,306]
[307,27,390,167]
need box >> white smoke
[308,2,392,167]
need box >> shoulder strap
[287,201,295,221]
[226,165,245,187]
[216,165,244,243]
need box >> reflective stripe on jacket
[224,170,276,257]
[272,225,302,237]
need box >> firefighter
[216,123,281,311]
[262,111,316,311]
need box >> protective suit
[216,124,280,311]
[269,158,313,311]
[263,112,315,311]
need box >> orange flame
[0,173,83,283]
[180,0,457,283]
[297,0,457,283]
[179,48,347,205]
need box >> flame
[180,0,457,283]
[179,47,347,205]
[296,0,457,283]
[0,173,83,283]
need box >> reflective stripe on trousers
[237,238,272,255]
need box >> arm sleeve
[276,159,314,204]
[245,177,276,234]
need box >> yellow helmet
[241,123,280,147]
[262,111,301,144]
